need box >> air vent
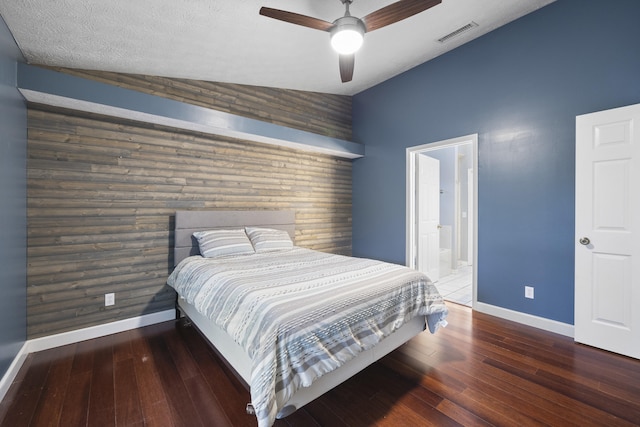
[437,21,478,43]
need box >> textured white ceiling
[0,0,555,95]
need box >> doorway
[406,134,478,307]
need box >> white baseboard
[0,342,29,404]
[474,301,574,337]
[0,309,175,402]
[27,309,176,353]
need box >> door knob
[579,237,590,245]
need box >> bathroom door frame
[406,134,478,307]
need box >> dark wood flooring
[1,303,640,426]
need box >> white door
[417,154,440,281]
[575,103,640,359]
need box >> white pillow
[245,227,293,252]
[192,229,255,258]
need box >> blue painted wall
[352,0,640,324]
[0,16,27,376]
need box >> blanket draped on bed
[167,247,448,427]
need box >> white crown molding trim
[474,302,574,338]
[0,309,175,402]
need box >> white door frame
[406,134,478,306]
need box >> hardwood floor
[2,303,640,426]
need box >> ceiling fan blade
[339,54,355,83]
[363,0,442,32]
[259,7,334,32]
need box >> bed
[168,210,448,427]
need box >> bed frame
[173,210,426,419]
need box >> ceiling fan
[260,0,442,83]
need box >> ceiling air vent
[437,21,478,43]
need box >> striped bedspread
[167,247,448,427]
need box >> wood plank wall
[27,70,353,338]
[48,67,352,141]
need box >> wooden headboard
[173,210,296,266]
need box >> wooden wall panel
[26,71,353,339]
[27,109,353,338]
[49,67,352,141]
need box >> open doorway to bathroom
[406,134,477,307]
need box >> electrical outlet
[105,293,115,306]
[525,286,534,299]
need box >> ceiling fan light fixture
[259,0,442,83]
[330,16,365,55]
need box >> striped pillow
[192,229,255,258]
[245,227,293,252]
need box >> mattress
[167,246,448,427]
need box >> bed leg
[174,304,192,327]
[174,293,181,320]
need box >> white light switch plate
[525,286,534,299]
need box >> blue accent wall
[0,16,27,376]
[352,0,640,324]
